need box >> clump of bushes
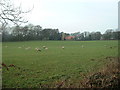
[81,57,120,88]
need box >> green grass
[2,40,118,88]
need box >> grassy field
[2,40,118,88]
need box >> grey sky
[15,0,119,33]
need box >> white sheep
[45,47,48,50]
[18,47,22,48]
[25,47,31,50]
[35,48,41,52]
[43,46,46,48]
[62,46,65,49]
[25,48,29,50]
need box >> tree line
[2,24,120,42]
[2,24,62,41]
[71,30,120,41]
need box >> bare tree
[0,0,33,30]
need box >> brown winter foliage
[80,57,120,88]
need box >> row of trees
[2,24,62,41]
[71,29,120,41]
[2,24,120,42]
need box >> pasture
[2,40,118,88]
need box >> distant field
[2,40,118,88]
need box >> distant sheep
[25,48,29,50]
[43,46,46,49]
[45,47,48,50]
[18,47,22,48]
[25,47,31,50]
[35,48,41,52]
[62,46,64,49]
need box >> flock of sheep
[4,44,114,52]
[35,46,48,52]
[4,45,92,52]
[2,44,116,71]
[4,45,65,52]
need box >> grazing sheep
[25,47,31,50]
[25,48,29,50]
[18,47,22,48]
[35,48,41,52]
[43,46,46,49]
[27,47,31,49]
[62,46,64,49]
[45,47,48,50]
[37,49,41,52]
[35,48,38,50]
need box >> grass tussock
[80,57,120,88]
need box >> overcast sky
[14,0,119,33]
